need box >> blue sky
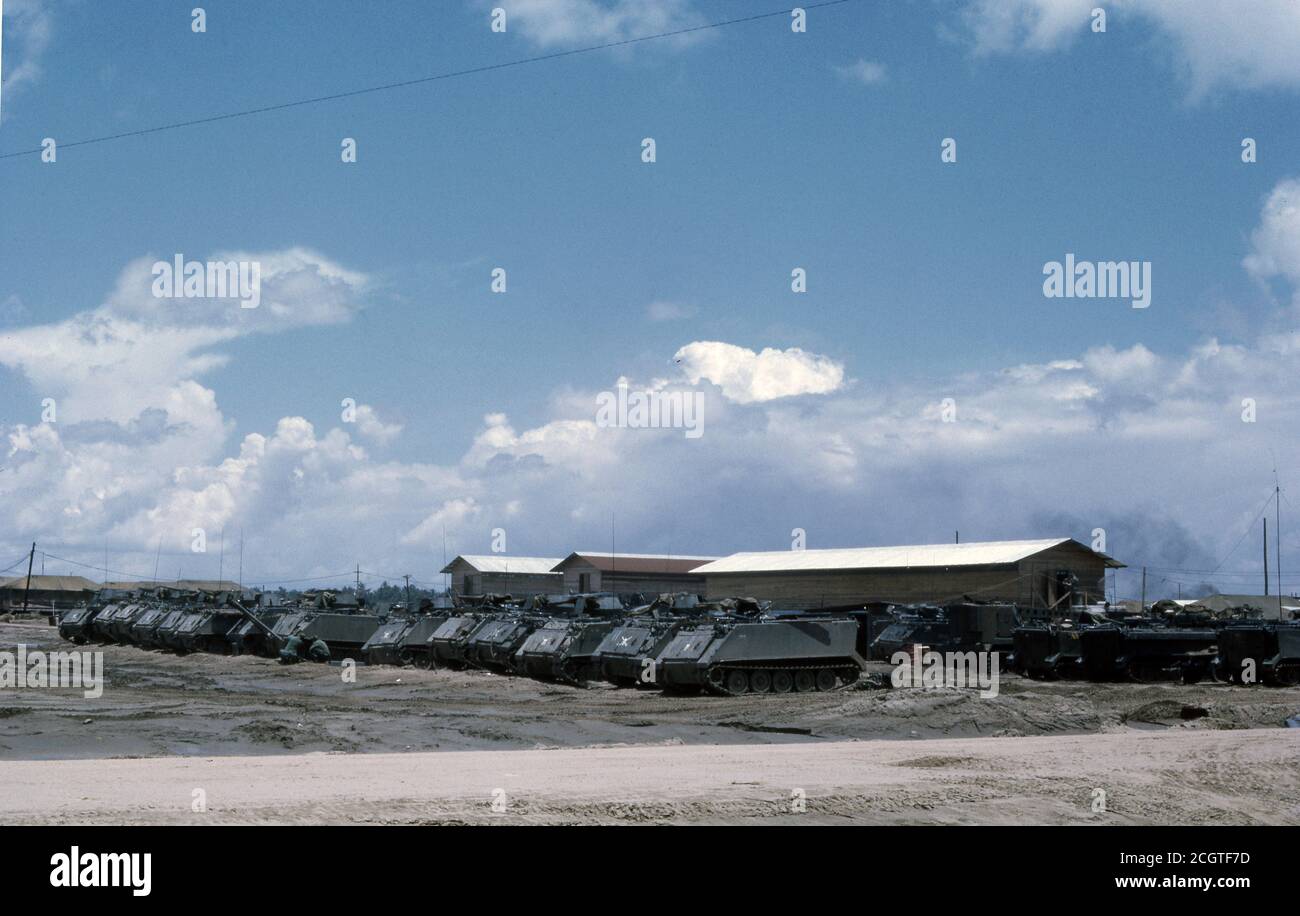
[3,0,1300,597]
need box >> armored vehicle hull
[1215,623,1300,685]
[871,603,1020,661]
[1080,625,1218,682]
[396,615,450,667]
[148,610,188,650]
[259,611,313,657]
[57,606,102,644]
[128,608,171,648]
[90,603,149,643]
[465,614,543,672]
[515,618,618,684]
[227,611,285,656]
[427,615,490,669]
[1010,624,1084,679]
[298,613,384,660]
[362,618,416,666]
[593,617,688,687]
[176,609,244,654]
[157,610,206,652]
[657,617,864,695]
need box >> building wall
[0,588,94,610]
[560,564,705,596]
[704,567,1018,609]
[705,548,1109,610]
[1015,544,1109,608]
[452,571,562,597]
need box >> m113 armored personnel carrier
[655,614,864,695]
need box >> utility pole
[1140,566,1146,611]
[1264,518,1270,596]
[356,564,361,591]
[238,529,244,593]
[21,542,35,615]
[403,574,412,613]
[1276,483,1282,617]
[955,530,959,544]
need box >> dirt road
[5,621,1299,761]
[4,619,1300,824]
[2,728,1297,825]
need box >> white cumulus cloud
[483,0,707,49]
[957,0,1300,97]
[673,341,846,404]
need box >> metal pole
[1264,518,1269,596]
[20,542,35,614]
[1276,485,1282,617]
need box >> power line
[0,554,32,575]
[0,1,855,162]
[35,549,363,587]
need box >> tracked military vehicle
[393,613,455,667]
[146,608,188,650]
[595,614,689,687]
[869,606,948,661]
[511,594,626,682]
[156,609,208,652]
[226,610,284,655]
[1079,624,1218,682]
[426,613,492,668]
[57,606,102,644]
[297,613,384,660]
[175,607,245,654]
[591,594,707,687]
[128,607,172,648]
[1009,607,1114,678]
[870,602,1020,661]
[1214,622,1300,685]
[465,612,546,671]
[111,603,158,644]
[1010,623,1086,678]
[359,596,458,666]
[515,616,620,684]
[260,611,313,656]
[655,615,865,695]
[88,602,149,643]
[362,617,416,665]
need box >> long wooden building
[440,555,563,598]
[692,538,1123,610]
[551,552,716,597]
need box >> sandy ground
[2,729,1297,824]
[3,619,1299,824]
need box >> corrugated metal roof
[553,552,717,575]
[440,555,563,575]
[693,538,1122,574]
[88,580,242,592]
[0,575,99,592]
